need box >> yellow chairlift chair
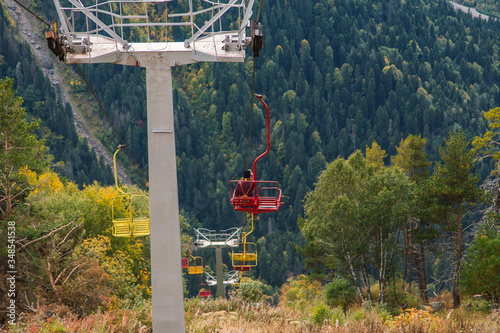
[231,214,257,272]
[186,238,204,274]
[111,145,150,237]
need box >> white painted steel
[216,247,225,298]
[147,67,185,332]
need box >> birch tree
[301,150,413,303]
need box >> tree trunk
[409,218,427,301]
[495,185,500,214]
[412,221,427,303]
[45,260,63,304]
[346,253,365,303]
[3,129,12,219]
[452,278,460,308]
[417,243,428,303]
[360,257,372,301]
[378,248,386,303]
[453,203,463,308]
[403,226,409,290]
[5,177,12,218]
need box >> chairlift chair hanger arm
[252,94,270,181]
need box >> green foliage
[427,130,482,307]
[346,307,366,322]
[0,78,51,218]
[324,278,357,310]
[311,303,333,325]
[454,0,500,18]
[301,150,414,302]
[0,168,152,319]
[59,0,500,256]
[392,135,431,183]
[366,141,387,169]
[461,231,500,301]
[428,131,482,234]
[381,279,421,310]
[74,236,140,298]
[237,278,270,303]
[279,275,322,310]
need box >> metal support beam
[66,0,129,47]
[147,67,185,332]
[184,0,239,48]
[216,247,225,298]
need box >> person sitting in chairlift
[234,169,255,198]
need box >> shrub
[238,278,268,303]
[311,303,332,325]
[388,308,446,332]
[382,278,421,310]
[461,232,500,302]
[279,275,322,310]
[347,307,366,322]
[324,278,356,310]
[330,307,345,326]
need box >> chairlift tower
[194,227,242,298]
[51,1,254,331]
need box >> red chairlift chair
[229,95,283,214]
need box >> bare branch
[61,261,88,286]
[18,217,80,249]
[56,221,83,250]
[22,291,39,313]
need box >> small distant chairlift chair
[111,146,150,237]
[184,238,203,275]
[199,282,212,298]
[181,243,189,269]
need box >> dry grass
[2,301,152,333]
[3,297,499,332]
[186,299,500,333]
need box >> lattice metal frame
[194,227,242,248]
[52,0,254,53]
[205,270,240,286]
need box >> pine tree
[391,135,431,302]
[0,78,51,219]
[428,131,481,308]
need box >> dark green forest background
[453,0,500,18]
[2,0,500,293]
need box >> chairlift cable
[245,0,265,169]
[11,1,148,186]
[256,0,264,23]
[75,64,149,186]
[246,62,256,169]
[12,0,50,27]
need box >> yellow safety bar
[187,238,204,274]
[111,146,150,237]
[232,214,257,269]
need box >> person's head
[243,169,253,179]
